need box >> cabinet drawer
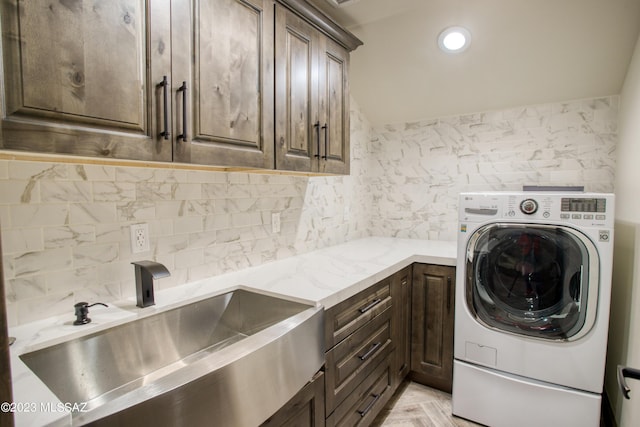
[326,355,393,427]
[324,278,392,349]
[325,307,392,415]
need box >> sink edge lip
[14,285,318,356]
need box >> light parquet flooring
[372,381,483,427]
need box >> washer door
[466,223,599,341]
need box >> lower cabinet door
[390,265,412,391]
[410,263,456,392]
[260,371,325,427]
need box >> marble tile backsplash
[367,96,619,241]
[0,95,619,325]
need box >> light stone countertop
[8,236,457,427]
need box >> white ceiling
[311,0,640,126]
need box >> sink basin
[20,289,324,426]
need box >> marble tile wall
[0,100,373,326]
[367,96,619,241]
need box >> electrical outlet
[271,212,281,234]
[130,223,150,254]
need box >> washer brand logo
[599,230,610,242]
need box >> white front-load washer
[452,191,614,427]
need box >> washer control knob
[520,199,538,215]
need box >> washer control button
[520,199,538,215]
[560,213,570,219]
[543,211,550,218]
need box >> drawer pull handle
[357,393,381,417]
[359,298,382,314]
[359,341,382,361]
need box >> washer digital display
[561,198,606,213]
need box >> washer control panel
[460,192,614,228]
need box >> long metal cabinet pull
[177,81,187,141]
[321,123,328,159]
[359,298,382,314]
[446,276,452,311]
[313,121,320,158]
[158,76,170,140]
[357,393,381,417]
[359,341,382,361]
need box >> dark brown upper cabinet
[0,0,172,162]
[0,0,361,172]
[172,0,275,168]
[275,4,351,174]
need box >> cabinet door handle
[359,341,382,361]
[158,76,170,140]
[359,298,382,314]
[618,365,640,399]
[177,81,187,141]
[447,276,452,312]
[321,123,328,159]
[313,121,320,158]
[357,393,381,417]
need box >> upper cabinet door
[175,0,275,168]
[318,37,349,175]
[274,5,319,172]
[275,3,354,174]
[0,0,172,162]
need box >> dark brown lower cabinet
[265,262,456,427]
[324,276,395,426]
[325,355,392,427]
[410,264,456,393]
[390,266,412,390]
[260,371,325,427]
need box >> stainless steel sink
[20,289,324,426]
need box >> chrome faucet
[131,261,170,308]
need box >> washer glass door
[466,223,599,341]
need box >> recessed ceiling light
[438,26,471,53]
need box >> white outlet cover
[130,223,150,253]
[271,212,281,234]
